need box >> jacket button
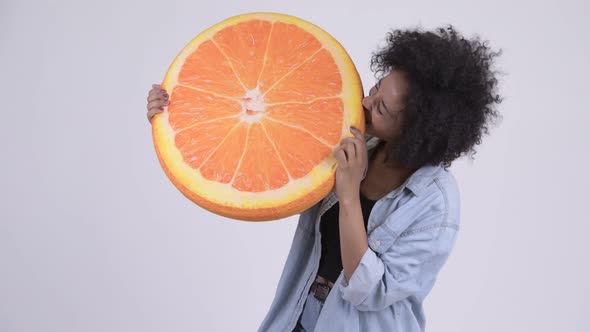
[375,240,381,246]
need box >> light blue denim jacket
[258,135,460,332]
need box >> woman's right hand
[146,83,169,123]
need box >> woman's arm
[338,212,458,312]
[339,199,369,282]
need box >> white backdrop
[1,0,589,331]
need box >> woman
[146,25,502,332]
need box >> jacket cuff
[338,246,384,306]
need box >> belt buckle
[313,282,331,302]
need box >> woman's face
[362,70,411,143]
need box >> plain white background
[1,0,589,331]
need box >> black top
[317,191,378,284]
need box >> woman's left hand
[334,126,368,203]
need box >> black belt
[310,277,333,303]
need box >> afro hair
[370,24,504,168]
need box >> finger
[333,146,341,158]
[153,98,169,110]
[345,128,367,155]
[151,84,168,93]
[147,91,168,103]
[339,139,357,158]
[350,126,365,140]
[148,88,169,100]
[343,141,357,160]
[333,145,346,161]
[340,136,363,152]
[147,99,169,110]
[340,137,363,147]
[335,147,348,164]
[349,138,368,165]
[148,83,168,95]
[147,108,164,118]
[147,99,169,111]
[147,109,163,121]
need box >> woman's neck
[377,141,411,170]
[362,141,417,198]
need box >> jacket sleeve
[337,216,459,312]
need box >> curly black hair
[371,24,503,168]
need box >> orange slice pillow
[151,12,364,221]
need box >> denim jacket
[258,135,460,332]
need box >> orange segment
[263,49,342,103]
[178,40,246,97]
[265,98,344,146]
[199,122,249,184]
[232,123,290,192]
[257,22,323,94]
[260,117,332,179]
[168,85,242,132]
[212,20,272,90]
[174,117,241,169]
[153,12,364,221]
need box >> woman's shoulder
[424,166,460,225]
[408,165,459,214]
[378,165,461,235]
